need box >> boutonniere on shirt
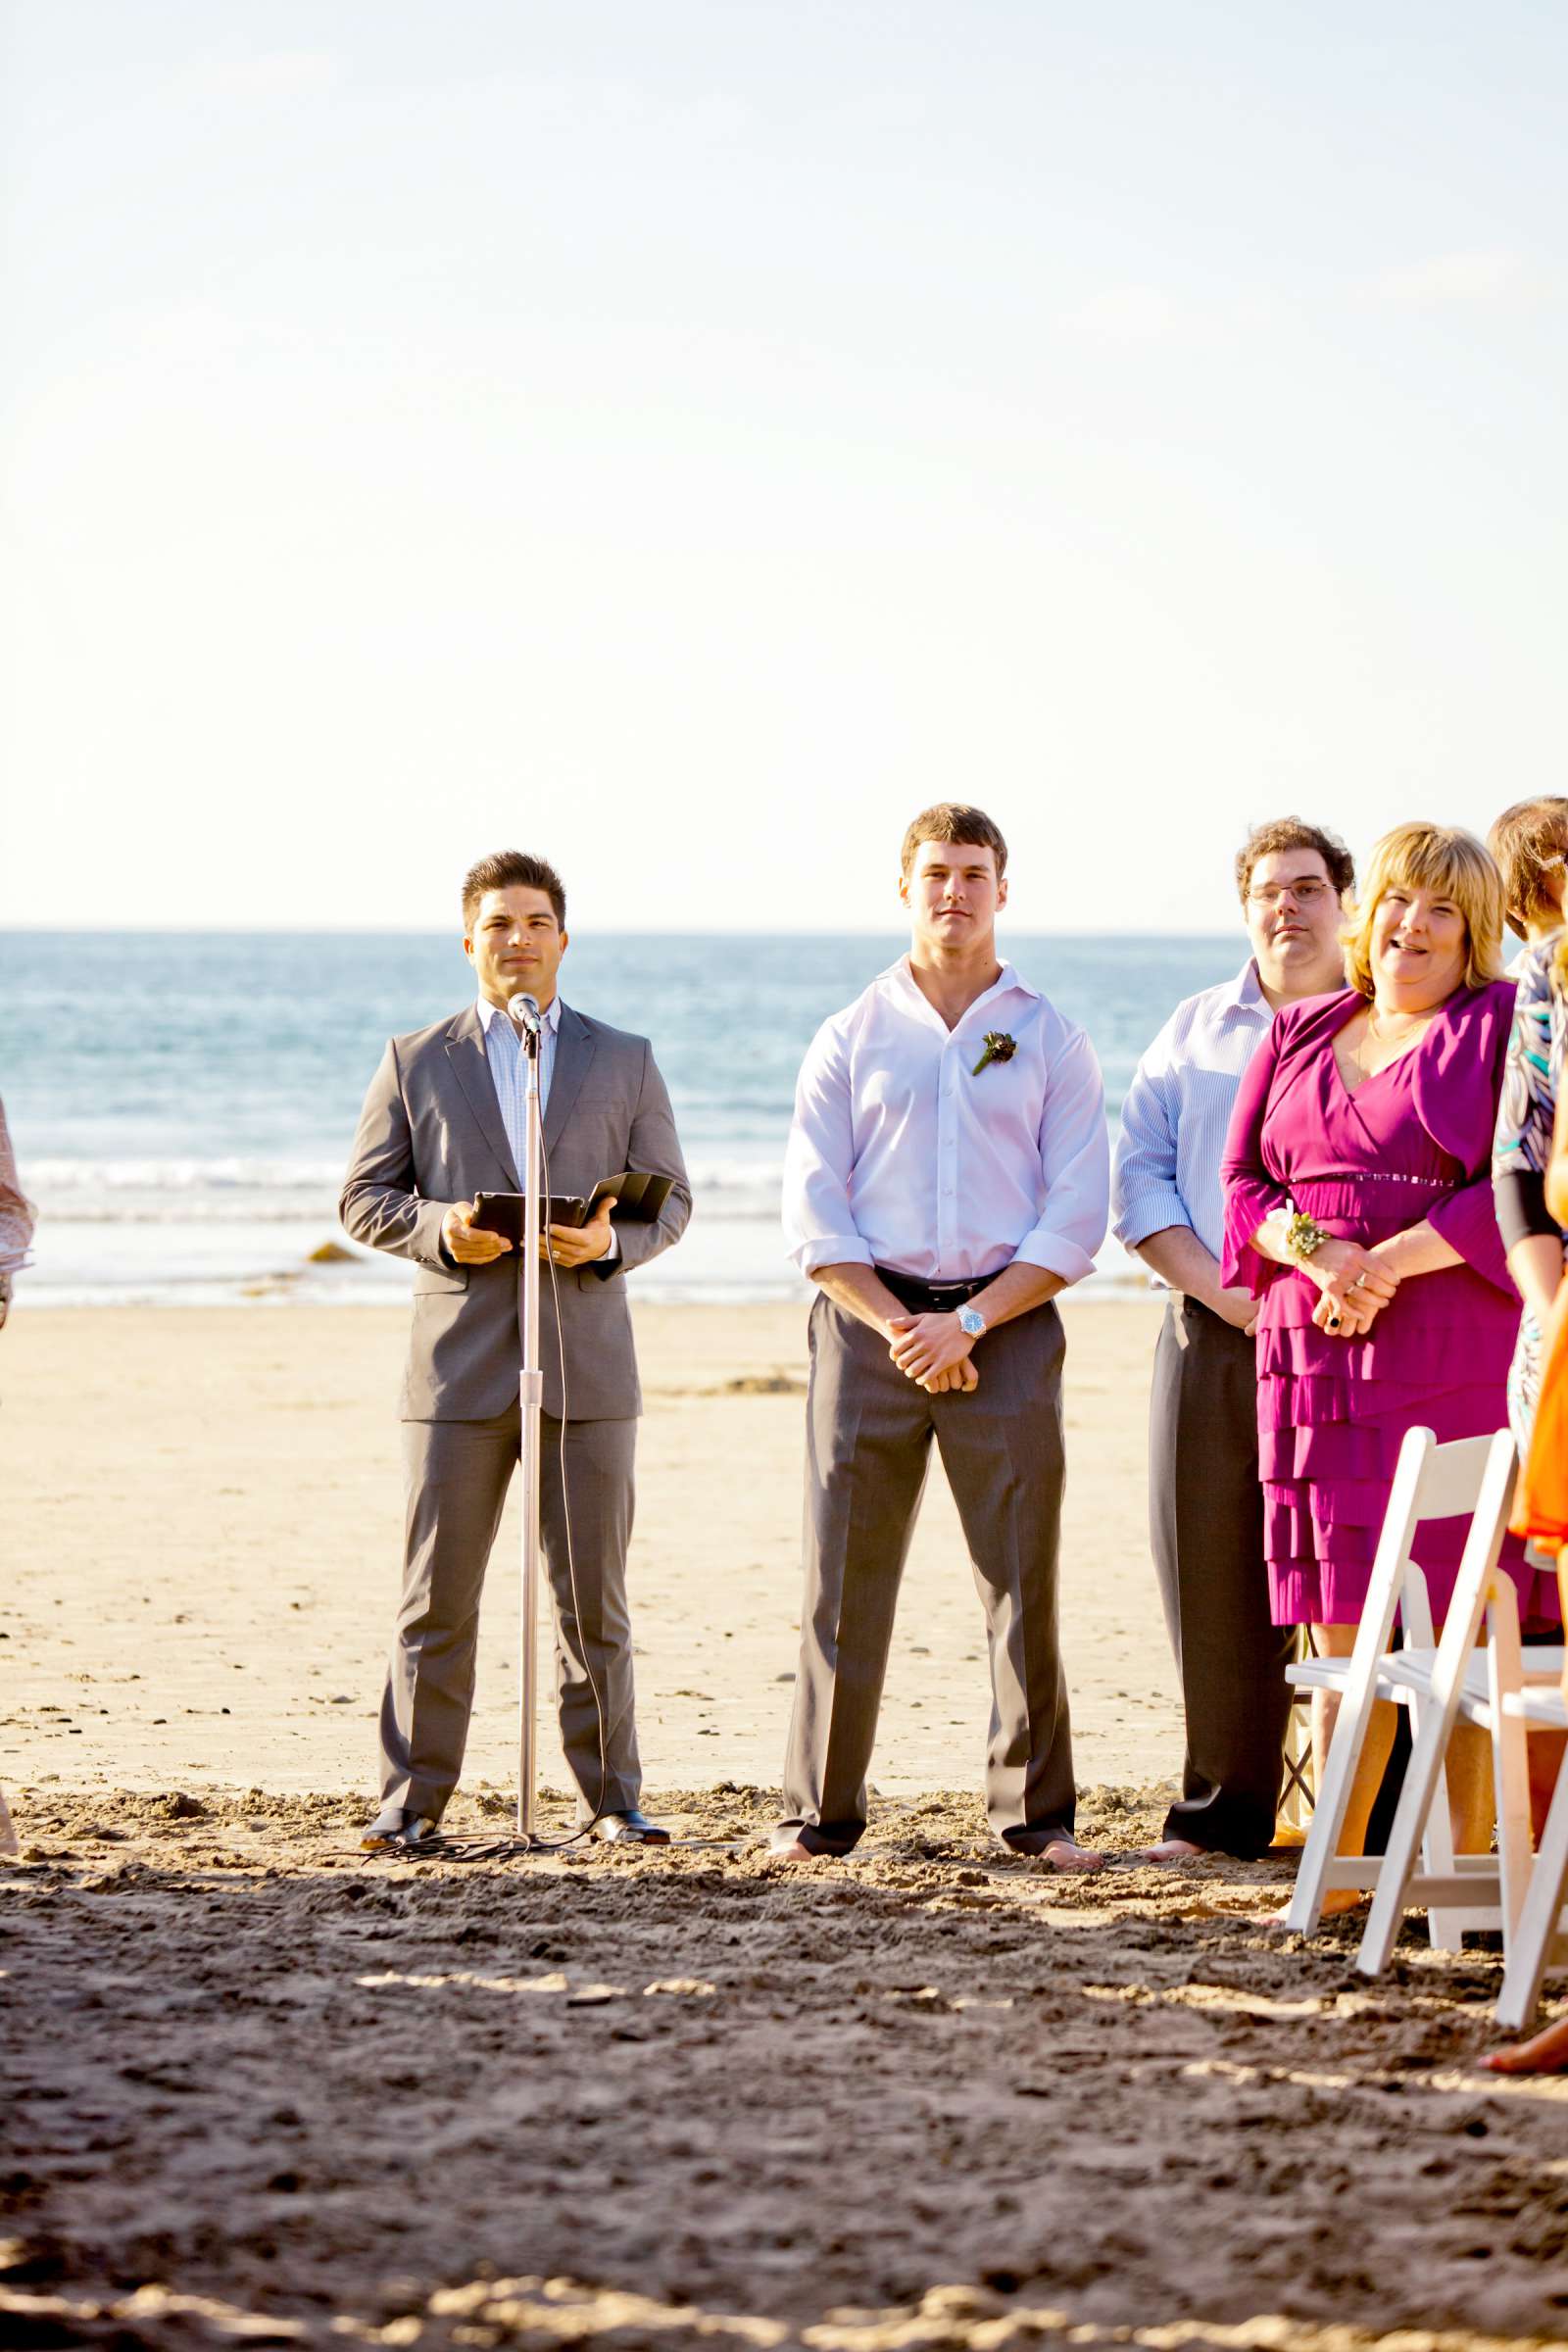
[971,1031,1017,1077]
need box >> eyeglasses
[1248,880,1332,910]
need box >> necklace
[1366,1004,1432,1047]
[1348,1001,1433,1078]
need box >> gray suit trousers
[379,1408,642,1822]
[1149,1296,1295,1858]
[782,1295,1075,1847]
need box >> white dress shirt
[1109,957,1274,1264]
[476,994,619,1257]
[783,956,1108,1285]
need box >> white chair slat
[1501,1687,1568,1729]
[1414,1433,1505,1521]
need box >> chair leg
[1288,1671,1384,1934]
[1394,1574,1467,1950]
[1495,1744,1568,2032]
[1358,1678,1465,1972]
[1286,1429,1433,1936]
[1358,1593,1500,1976]
[1414,1691,1469,1954]
[1489,1592,1534,1944]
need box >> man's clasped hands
[885,1312,981,1395]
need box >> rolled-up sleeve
[783,1015,873,1275]
[1110,1032,1188,1250]
[1013,1025,1108,1286]
[1219,1015,1289,1295]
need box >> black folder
[471,1171,675,1245]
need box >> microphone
[507,992,543,1035]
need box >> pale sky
[3,2,1564,932]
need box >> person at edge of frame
[1111,818,1353,1862]
[0,1091,35,1859]
[773,802,1110,1868]
[340,850,691,1850]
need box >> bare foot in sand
[1484,2017,1568,2075]
[1040,1839,1105,1874]
[1004,1833,1105,1873]
[1132,1838,1208,1865]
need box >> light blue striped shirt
[476,991,561,1173]
[475,994,618,1257]
[1110,958,1273,1264]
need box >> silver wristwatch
[956,1303,987,1340]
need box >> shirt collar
[885,954,1041,1026]
[477,992,562,1037]
[1216,957,1271,1021]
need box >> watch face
[958,1305,984,1337]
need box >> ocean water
[0,931,1241,1305]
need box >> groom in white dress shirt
[773,805,1110,1865]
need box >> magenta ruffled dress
[1221,983,1556,1629]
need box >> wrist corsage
[1283,1209,1328,1265]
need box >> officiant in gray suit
[341,850,691,1848]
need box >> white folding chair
[1356,1430,1533,1971]
[1494,1683,1568,2031]
[1286,1427,1511,1945]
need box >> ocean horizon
[0,929,1246,1307]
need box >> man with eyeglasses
[1112,819,1353,1861]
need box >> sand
[0,1299,1177,1800]
[4,1301,1567,2349]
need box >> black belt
[874,1266,991,1315]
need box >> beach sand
[4,1301,1567,2348]
[0,1299,1178,1801]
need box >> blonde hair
[1341,822,1505,1001]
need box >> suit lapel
[443,1006,521,1188]
[544,1004,596,1156]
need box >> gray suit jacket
[340,1002,691,1422]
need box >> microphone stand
[514,1006,544,1842]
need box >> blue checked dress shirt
[476,990,561,1169]
[474,993,618,1258]
[1110,957,1276,1266]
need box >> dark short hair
[1235,817,1354,906]
[461,851,566,931]
[1487,796,1568,935]
[901,803,1008,880]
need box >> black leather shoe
[362,1805,443,1851]
[591,1808,670,1844]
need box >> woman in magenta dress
[1221,822,1556,1893]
